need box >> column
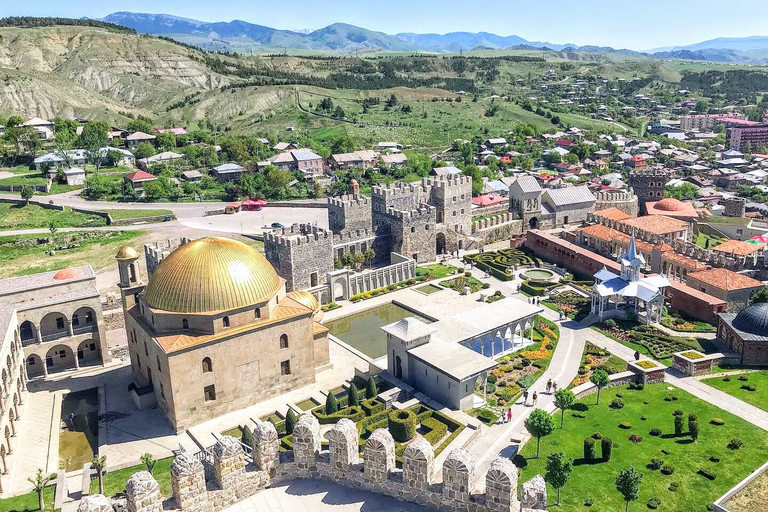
[43,363,49,378]
[34,325,41,344]
[0,452,6,474]
[74,354,80,370]
[9,418,14,437]
[68,321,74,337]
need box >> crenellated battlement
[371,181,428,199]
[385,205,435,220]
[594,188,636,202]
[263,224,333,247]
[144,238,191,277]
[88,417,546,512]
[333,228,376,243]
[327,194,370,208]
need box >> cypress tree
[285,408,297,434]
[366,376,378,399]
[326,392,339,415]
[348,383,360,406]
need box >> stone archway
[25,354,44,378]
[77,339,101,367]
[529,217,539,229]
[436,232,447,256]
[45,345,76,374]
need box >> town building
[124,170,158,193]
[686,268,764,308]
[329,151,377,170]
[117,238,330,433]
[125,131,156,148]
[508,177,596,230]
[728,124,768,151]
[645,197,699,222]
[21,117,54,140]
[680,113,746,131]
[267,149,324,177]
[717,302,768,366]
[211,163,247,182]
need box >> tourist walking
[523,390,529,405]
[546,379,552,394]
[507,409,512,422]
[552,382,558,393]
[532,391,538,406]
[634,350,641,361]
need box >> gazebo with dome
[590,231,671,324]
[717,302,768,366]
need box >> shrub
[591,432,603,440]
[640,416,647,421]
[648,497,662,509]
[674,415,684,436]
[482,282,491,289]
[727,438,743,450]
[710,418,725,426]
[629,434,643,443]
[648,458,664,470]
[604,319,617,329]
[421,417,448,445]
[325,393,338,415]
[668,482,679,492]
[601,437,613,461]
[583,438,596,460]
[722,376,731,382]
[521,358,531,367]
[619,422,632,429]
[661,465,674,475]
[366,376,378,399]
[360,397,385,416]
[285,409,297,435]
[584,496,594,507]
[709,455,721,463]
[609,398,625,409]
[649,428,662,436]
[241,425,253,448]
[741,384,757,391]
[513,363,524,370]
[738,375,749,381]
[313,405,365,424]
[690,421,700,442]
[673,409,684,416]
[487,374,498,384]
[698,469,717,481]
[388,409,417,443]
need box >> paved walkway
[222,479,429,512]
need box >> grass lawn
[0,203,107,230]
[695,232,727,250]
[0,230,145,278]
[102,209,173,221]
[440,275,484,293]
[517,384,768,512]
[416,263,459,279]
[0,174,81,195]
[701,371,768,412]
[0,165,38,175]
[89,457,173,497]
[0,487,55,512]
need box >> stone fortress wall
[263,225,335,291]
[628,170,670,215]
[80,417,548,512]
[144,238,191,277]
[593,188,639,217]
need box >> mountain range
[101,12,768,63]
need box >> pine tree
[366,377,377,399]
[348,383,360,407]
[326,392,339,415]
[285,408,298,435]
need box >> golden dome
[116,246,140,260]
[286,290,320,312]
[144,237,281,314]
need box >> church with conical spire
[590,230,671,324]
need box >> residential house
[138,151,184,170]
[181,170,203,182]
[268,149,324,177]
[329,150,378,170]
[212,163,247,182]
[124,170,157,192]
[625,156,647,169]
[483,138,508,149]
[429,166,463,178]
[686,268,764,308]
[62,168,86,186]
[272,142,297,152]
[373,142,403,151]
[380,153,408,168]
[21,117,54,140]
[126,131,156,148]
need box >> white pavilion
[590,231,670,324]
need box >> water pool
[326,303,434,359]
[415,284,443,295]
[521,269,556,281]
[59,388,99,472]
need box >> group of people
[497,379,562,425]
[527,296,541,305]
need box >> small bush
[722,376,731,382]
[673,409,684,417]
[610,398,625,409]
[388,409,417,443]
[584,496,594,507]
[649,428,662,436]
[629,434,643,443]
[710,418,725,426]
[583,437,596,460]
[648,458,664,470]
[481,282,491,289]
[591,432,603,440]
[668,482,679,492]
[641,416,647,421]
[648,497,662,509]
[728,438,743,450]
[601,437,613,461]
[619,421,632,429]
[674,415,684,436]
[698,469,717,481]
[604,319,617,328]
[709,455,721,463]
[661,465,674,475]
[738,375,749,381]
[741,384,757,392]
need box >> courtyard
[517,383,768,511]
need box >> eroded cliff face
[0,26,231,116]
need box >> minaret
[619,230,644,283]
[116,246,146,310]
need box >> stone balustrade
[80,417,547,512]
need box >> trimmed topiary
[241,425,254,448]
[583,437,596,461]
[388,409,417,443]
[285,409,298,435]
[649,428,662,436]
[648,457,664,470]
[325,392,339,415]
[601,437,613,461]
[366,376,378,399]
[661,465,674,475]
[728,438,743,450]
[619,421,632,429]
[648,497,662,509]
[348,383,360,407]
[609,398,624,409]
[710,418,725,426]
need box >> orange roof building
[687,268,764,306]
[623,215,691,241]
[645,198,699,220]
[712,239,765,257]
[594,208,631,221]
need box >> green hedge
[388,409,417,442]
[520,279,560,296]
[358,410,390,436]
[421,417,448,444]
[313,405,365,424]
[361,397,386,416]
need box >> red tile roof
[688,268,764,291]
[124,170,157,183]
[595,208,631,221]
[578,224,653,253]
[472,194,506,207]
[623,215,688,235]
[711,240,765,256]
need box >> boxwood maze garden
[594,320,717,364]
[463,248,542,280]
[516,383,768,512]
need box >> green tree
[325,392,338,415]
[155,131,176,151]
[285,408,298,435]
[329,133,357,154]
[525,408,555,458]
[91,454,107,495]
[28,469,52,511]
[363,248,376,267]
[553,388,576,428]
[127,119,153,133]
[366,376,377,399]
[6,115,24,128]
[674,414,684,436]
[241,425,254,448]
[590,369,610,405]
[751,286,768,304]
[133,142,156,160]
[140,453,156,475]
[79,121,110,174]
[545,452,573,506]
[348,382,360,407]
[48,221,58,236]
[615,466,643,512]
[20,184,33,205]
[564,153,579,164]
[264,167,293,200]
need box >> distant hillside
[393,31,574,52]
[650,35,768,53]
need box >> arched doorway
[394,356,403,380]
[39,312,69,342]
[77,339,101,367]
[25,354,44,378]
[18,321,35,344]
[72,307,96,335]
[45,345,76,374]
[529,217,539,229]
[436,232,447,255]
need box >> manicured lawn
[0,203,107,230]
[517,384,768,512]
[440,275,485,293]
[102,209,173,221]
[0,174,80,195]
[702,371,768,412]
[89,457,173,497]
[415,263,458,279]
[0,487,55,512]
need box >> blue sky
[4,0,767,50]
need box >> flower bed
[636,360,658,369]
[680,351,704,360]
[350,264,459,302]
[440,274,484,294]
[570,342,627,387]
[594,321,705,363]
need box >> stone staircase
[580,313,600,327]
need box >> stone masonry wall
[264,224,335,291]
[89,418,547,512]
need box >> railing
[193,447,216,482]
[72,325,96,336]
[21,337,38,348]
[40,331,68,343]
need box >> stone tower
[629,171,669,215]
[328,195,372,235]
[116,246,145,310]
[263,224,334,291]
[723,197,746,218]
[427,175,473,252]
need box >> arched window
[255,308,261,319]
[182,319,189,330]
[280,334,289,349]
[222,316,230,328]
[202,357,212,373]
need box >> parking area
[177,206,329,235]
